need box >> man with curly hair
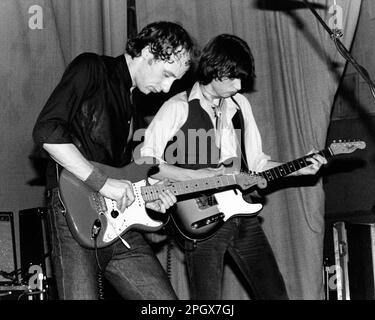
[32,21,194,300]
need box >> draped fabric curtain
[136,0,361,299]
[49,0,128,64]
[47,0,127,66]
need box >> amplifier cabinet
[346,222,375,300]
[0,212,18,284]
[326,218,375,300]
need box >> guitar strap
[230,97,248,172]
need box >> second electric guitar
[172,140,366,241]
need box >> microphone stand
[301,0,375,101]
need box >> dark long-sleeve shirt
[33,53,137,188]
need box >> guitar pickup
[191,213,225,229]
[195,195,218,209]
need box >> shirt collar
[188,82,217,119]
[188,82,240,117]
[188,82,205,102]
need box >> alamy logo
[28,264,44,290]
[326,264,343,290]
[28,5,43,30]
[328,4,343,32]
[132,127,243,166]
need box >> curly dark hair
[197,34,256,91]
[126,21,194,63]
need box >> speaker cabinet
[346,221,375,299]
[18,208,51,282]
[324,117,375,215]
[324,216,375,300]
[0,212,18,284]
[18,207,57,300]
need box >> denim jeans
[46,188,177,300]
[185,216,288,300]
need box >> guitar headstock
[329,140,366,156]
[235,172,267,190]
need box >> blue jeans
[46,188,177,300]
[185,217,288,300]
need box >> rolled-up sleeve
[32,53,101,146]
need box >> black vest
[163,92,248,171]
[163,93,220,170]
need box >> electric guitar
[58,161,266,248]
[172,140,366,241]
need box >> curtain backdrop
[0,0,361,300]
[136,0,361,299]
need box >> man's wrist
[84,167,108,191]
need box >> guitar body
[172,189,263,241]
[59,161,164,249]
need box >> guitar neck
[141,175,237,202]
[260,148,333,182]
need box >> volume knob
[111,210,119,218]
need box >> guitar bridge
[191,213,225,229]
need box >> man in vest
[139,34,327,299]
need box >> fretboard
[259,148,332,182]
[141,175,237,202]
